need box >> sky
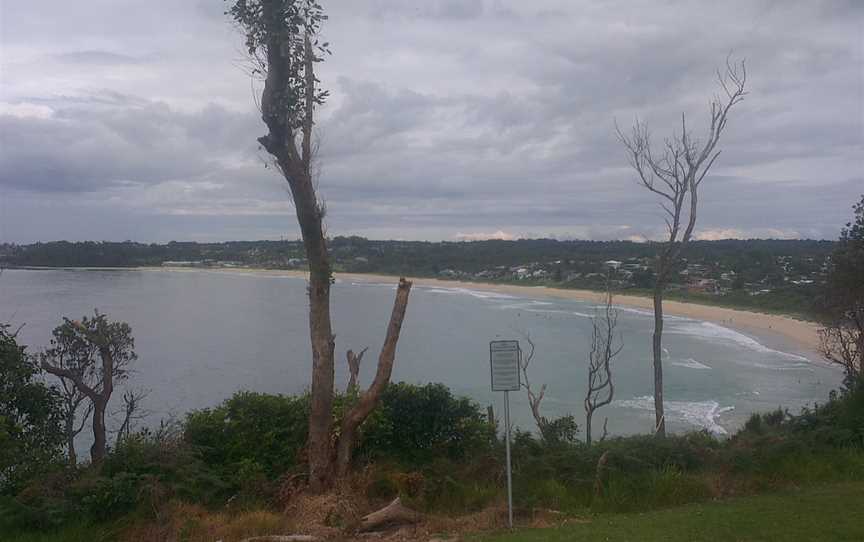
[0,0,862,243]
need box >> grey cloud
[0,0,860,242]
[50,51,145,65]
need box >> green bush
[356,382,497,466]
[184,391,309,479]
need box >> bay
[1,268,842,443]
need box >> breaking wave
[615,395,734,435]
[671,358,712,370]
[666,321,811,362]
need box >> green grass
[475,482,864,542]
[0,522,116,542]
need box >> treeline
[0,237,835,278]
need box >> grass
[474,482,864,542]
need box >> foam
[421,287,518,300]
[666,321,811,362]
[615,395,733,435]
[671,358,712,370]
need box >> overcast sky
[1,0,861,243]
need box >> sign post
[490,340,520,529]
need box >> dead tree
[115,388,150,446]
[41,311,136,464]
[617,57,747,437]
[584,281,622,445]
[227,1,412,491]
[517,332,551,439]
[345,347,368,393]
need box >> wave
[665,321,811,362]
[671,358,712,370]
[420,287,518,300]
[593,305,689,322]
[615,395,733,435]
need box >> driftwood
[357,497,421,532]
[239,536,320,542]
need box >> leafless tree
[345,347,368,393]
[584,281,622,445]
[41,311,136,464]
[226,1,412,491]
[114,388,151,447]
[517,332,551,438]
[616,57,747,437]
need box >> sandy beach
[150,266,824,358]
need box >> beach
[153,266,824,359]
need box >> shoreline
[9,265,823,359]
[149,266,823,359]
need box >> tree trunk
[90,399,107,464]
[305,228,336,493]
[585,411,593,446]
[65,411,77,466]
[652,286,666,437]
[335,278,412,478]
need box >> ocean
[1,268,842,443]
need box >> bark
[346,347,367,392]
[90,399,107,464]
[65,413,76,466]
[335,279,412,477]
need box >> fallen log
[357,497,422,532]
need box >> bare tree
[617,57,747,436]
[515,330,579,445]
[114,388,150,447]
[584,281,622,445]
[517,332,551,438]
[226,0,412,491]
[345,347,368,393]
[41,311,137,464]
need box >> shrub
[184,391,309,479]
[357,383,496,466]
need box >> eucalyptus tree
[225,0,412,491]
[41,311,137,464]
[617,58,747,436]
[819,195,864,385]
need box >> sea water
[1,268,842,443]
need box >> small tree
[0,323,63,493]
[617,57,747,436]
[226,0,412,490]
[584,281,622,445]
[41,311,137,464]
[819,195,864,386]
[517,331,579,445]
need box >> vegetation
[0,325,64,495]
[2,375,863,539]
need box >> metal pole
[504,389,513,529]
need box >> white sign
[490,340,521,391]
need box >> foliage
[184,391,309,480]
[357,382,496,466]
[818,194,864,384]
[0,324,64,495]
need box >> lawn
[474,482,864,542]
